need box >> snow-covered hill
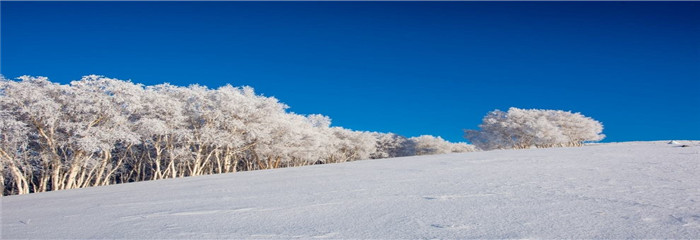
[2,141,699,239]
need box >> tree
[1,75,477,196]
[409,135,476,155]
[465,107,604,150]
[371,133,415,159]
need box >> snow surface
[2,141,700,239]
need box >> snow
[2,141,700,239]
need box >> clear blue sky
[2,2,699,143]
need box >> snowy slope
[2,141,700,239]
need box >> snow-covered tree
[465,107,604,150]
[371,133,415,159]
[0,110,31,195]
[1,75,475,196]
[409,135,476,155]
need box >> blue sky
[2,2,699,143]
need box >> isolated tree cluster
[465,107,605,150]
[0,76,475,196]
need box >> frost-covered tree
[409,135,476,155]
[465,107,604,150]
[0,111,31,195]
[324,128,376,163]
[370,133,415,159]
[1,76,74,193]
[1,75,475,196]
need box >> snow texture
[2,141,699,239]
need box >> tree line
[1,76,605,196]
[0,76,475,196]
